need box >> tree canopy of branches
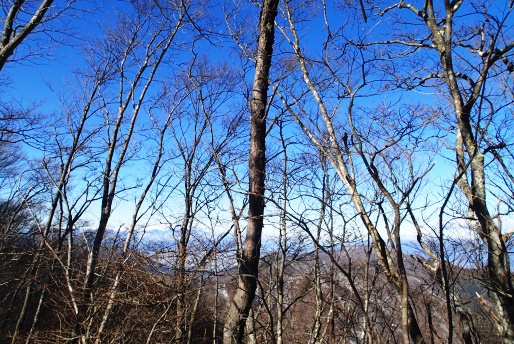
[0,0,513,343]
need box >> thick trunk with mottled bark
[222,1,279,342]
[424,3,514,340]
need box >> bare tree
[374,1,514,341]
[223,0,280,342]
[50,2,196,341]
[157,54,239,343]
[1,0,62,71]
[272,1,444,342]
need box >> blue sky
[2,0,513,253]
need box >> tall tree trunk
[222,0,279,342]
[421,3,514,340]
[276,121,287,344]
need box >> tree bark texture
[419,2,514,341]
[223,0,279,342]
[0,0,55,71]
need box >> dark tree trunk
[223,0,279,342]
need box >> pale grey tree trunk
[409,2,514,341]
[77,8,184,341]
[0,0,55,71]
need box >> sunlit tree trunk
[223,0,279,342]
[0,0,55,71]
[385,1,514,341]
[276,5,427,338]
[75,5,185,341]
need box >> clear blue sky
[2,0,513,247]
